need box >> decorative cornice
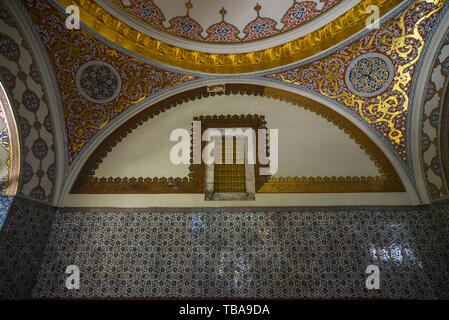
[71,84,405,194]
[55,0,402,73]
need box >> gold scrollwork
[24,1,195,159]
[259,87,404,193]
[55,0,402,73]
[273,0,447,160]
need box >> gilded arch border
[70,84,405,194]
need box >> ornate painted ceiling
[0,0,448,209]
[54,0,403,72]
[106,0,344,44]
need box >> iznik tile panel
[32,206,449,299]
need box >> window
[205,128,255,201]
[214,136,246,193]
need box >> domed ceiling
[56,0,402,73]
[104,0,344,44]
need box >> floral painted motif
[77,62,121,103]
[0,32,20,61]
[167,16,203,40]
[119,0,165,28]
[22,89,40,112]
[244,17,278,41]
[0,0,54,202]
[110,0,344,43]
[31,138,48,160]
[24,0,196,162]
[281,1,341,30]
[346,54,395,97]
[205,22,240,43]
[141,3,156,18]
[421,31,449,200]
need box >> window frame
[204,128,256,201]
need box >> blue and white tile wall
[31,205,449,299]
[0,196,56,299]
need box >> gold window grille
[214,136,246,193]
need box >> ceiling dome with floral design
[97,0,353,52]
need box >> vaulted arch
[0,0,61,205]
[412,11,449,203]
[66,84,408,207]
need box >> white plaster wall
[95,94,379,178]
[63,193,412,207]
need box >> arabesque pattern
[269,0,447,162]
[23,0,196,162]
[421,30,449,200]
[110,0,343,43]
